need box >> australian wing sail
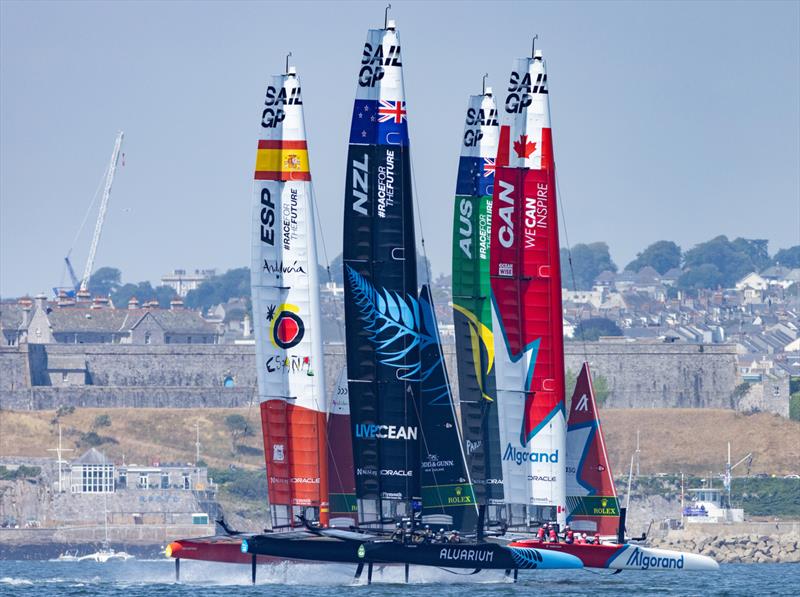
[251,66,329,527]
[451,88,504,511]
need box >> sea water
[0,559,797,596]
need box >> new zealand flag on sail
[349,99,409,146]
[455,156,494,197]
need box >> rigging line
[70,164,109,253]
[548,66,589,365]
[307,182,350,509]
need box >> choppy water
[0,559,797,596]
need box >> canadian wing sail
[565,362,620,536]
[418,285,478,531]
[343,21,421,522]
[451,89,504,511]
[251,66,329,527]
[490,51,566,525]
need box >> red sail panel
[520,132,564,442]
[565,363,620,536]
[261,401,329,519]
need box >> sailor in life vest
[536,525,546,542]
[548,526,558,543]
[565,526,574,544]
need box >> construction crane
[55,132,124,297]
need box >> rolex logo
[455,486,462,496]
[601,498,608,508]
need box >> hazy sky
[1,0,798,298]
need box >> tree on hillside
[573,317,623,341]
[185,268,250,311]
[677,263,725,292]
[681,235,766,289]
[111,281,176,308]
[560,243,617,290]
[731,238,771,272]
[224,413,253,453]
[774,245,800,268]
[625,241,681,274]
[88,267,122,297]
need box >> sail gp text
[377,151,395,218]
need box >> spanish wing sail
[490,50,567,525]
[451,88,504,511]
[343,20,421,522]
[251,65,328,527]
[327,367,358,522]
[418,285,478,531]
[565,362,620,535]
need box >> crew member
[594,533,601,545]
[565,526,574,544]
[391,522,403,543]
[536,525,546,542]
[548,526,558,543]
[448,530,461,543]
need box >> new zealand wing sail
[418,285,478,531]
[490,50,566,526]
[251,66,329,527]
[451,88,504,512]
[565,362,620,536]
[327,367,358,522]
[343,20,421,523]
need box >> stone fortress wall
[0,341,787,416]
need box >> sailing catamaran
[166,16,718,580]
[489,47,567,530]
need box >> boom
[80,131,124,292]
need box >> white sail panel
[251,68,328,525]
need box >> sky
[1,0,798,298]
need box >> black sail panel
[418,285,478,532]
[343,23,420,521]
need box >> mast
[251,62,329,527]
[451,84,504,515]
[565,363,620,536]
[489,47,567,527]
[343,18,420,525]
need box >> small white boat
[77,542,134,562]
[55,550,79,561]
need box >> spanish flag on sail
[254,140,311,181]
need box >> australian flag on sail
[349,99,409,146]
[455,156,494,197]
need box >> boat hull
[363,541,583,570]
[509,539,719,571]
[166,535,281,565]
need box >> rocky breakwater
[649,522,800,564]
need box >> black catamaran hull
[243,534,582,570]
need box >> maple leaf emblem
[513,134,537,159]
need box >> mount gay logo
[351,154,369,215]
[496,180,515,248]
[575,393,589,412]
